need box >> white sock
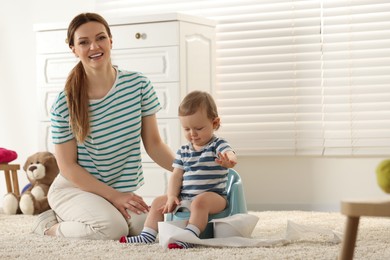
[121,227,157,244]
[168,224,200,249]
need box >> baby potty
[165,169,248,238]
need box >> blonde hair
[65,13,112,143]
[178,91,220,130]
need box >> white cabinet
[35,13,216,203]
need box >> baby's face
[179,109,218,150]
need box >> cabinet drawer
[38,122,55,153]
[154,82,180,119]
[37,54,77,86]
[39,117,180,166]
[111,46,179,83]
[36,21,179,54]
[39,82,179,121]
[38,87,63,121]
[136,164,169,204]
[36,29,69,54]
[111,21,179,49]
[38,45,179,87]
[39,122,169,204]
[40,118,181,162]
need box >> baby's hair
[179,91,220,130]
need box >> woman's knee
[127,211,148,236]
[97,217,128,240]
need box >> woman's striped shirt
[50,69,161,192]
[172,136,234,198]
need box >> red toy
[0,148,18,163]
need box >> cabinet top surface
[34,12,216,32]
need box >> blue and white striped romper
[172,136,234,199]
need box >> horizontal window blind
[322,0,390,156]
[216,1,323,156]
[96,0,390,157]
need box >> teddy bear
[3,151,59,215]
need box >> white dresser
[35,13,216,203]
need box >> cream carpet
[1,210,389,260]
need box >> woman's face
[71,21,112,71]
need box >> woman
[32,12,174,240]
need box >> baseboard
[247,203,340,212]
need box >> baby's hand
[161,196,180,214]
[215,152,237,168]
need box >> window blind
[322,0,390,156]
[96,0,390,157]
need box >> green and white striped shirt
[50,69,161,192]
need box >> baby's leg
[120,195,167,244]
[169,192,227,249]
[188,192,227,231]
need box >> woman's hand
[111,192,149,219]
[215,151,237,168]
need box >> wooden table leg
[11,170,20,195]
[4,169,12,193]
[339,216,360,260]
[1,164,21,195]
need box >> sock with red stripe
[168,224,200,249]
[119,227,157,244]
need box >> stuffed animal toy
[3,152,59,215]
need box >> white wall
[0,0,94,204]
[235,156,388,211]
[1,0,388,211]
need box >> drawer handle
[135,32,146,40]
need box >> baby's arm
[161,167,183,214]
[215,151,237,168]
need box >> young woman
[31,12,174,240]
[121,91,237,249]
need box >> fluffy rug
[0,210,389,259]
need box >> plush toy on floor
[3,151,59,215]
